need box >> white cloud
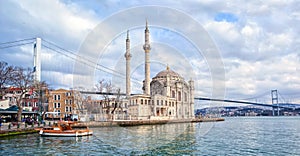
[204,21,241,44]
[1,0,300,104]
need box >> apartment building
[47,89,79,120]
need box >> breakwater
[79,118,224,127]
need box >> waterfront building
[1,87,39,111]
[0,99,9,110]
[124,21,195,120]
[47,89,80,120]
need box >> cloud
[1,0,300,105]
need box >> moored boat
[39,121,93,137]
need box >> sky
[0,0,299,107]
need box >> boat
[39,121,93,137]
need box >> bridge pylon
[33,38,41,82]
[271,89,279,116]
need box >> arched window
[178,91,181,101]
[172,91,175,98]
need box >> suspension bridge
[1,38,300,116]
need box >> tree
[95,79,122,120]
[0,61,14,98]
[10,67,34,122]
[111,88,122,114]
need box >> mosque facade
[123,21,195,120]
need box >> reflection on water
[1,117,300,155]
[94,122,197,154]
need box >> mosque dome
[153,66,182,79]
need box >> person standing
[0,116,2,130]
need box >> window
[145,100,147,105]
[57,103,61,108]
[172,91,175,98]
[141,99,143,105]
[54,94,61,101]
[178,91,181,101]
[157,100,159,105]
[66,92,71,96]
[66,107,69,112]
[65,99,68,104]
[184,92,187,102]
[165,101,167,106]
[70,107,72,112]
[69,100,72,104]
[54,103,57,108]
[161,100,163,106]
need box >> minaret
[124,30,132,97]
[143,20,151,95]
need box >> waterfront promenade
[0,122,40,137]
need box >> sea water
[1,117,300,155]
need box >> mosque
[123,21,195,120]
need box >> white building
[0,99,9,109]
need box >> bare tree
[10,67,34,122]
[0,61,14,98]
[95,80,123,120]
[111,88,121,114]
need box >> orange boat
[39,121,93,137]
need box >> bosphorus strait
[1,117,299,155]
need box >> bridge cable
[0,38,35,45]
[41,39,142,86]
[0,41,35,49]
[238,91,270,101]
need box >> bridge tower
[33,38,41,82]
[271,89,279,116]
